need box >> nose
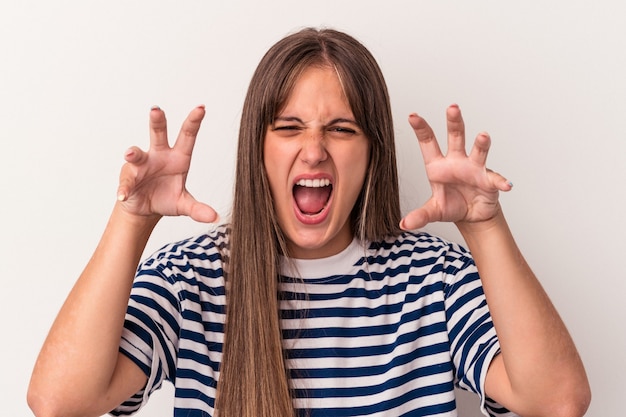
[300,132,328,166]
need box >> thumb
[179,192,219,223]
[399,199,440,231]
[189,202,219,224]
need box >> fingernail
[151,105,161,111]
[117,193,126,202]
[507,181,514,187]
[124,149,135,158]
[197,104,205,109]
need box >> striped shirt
[112,225,514,417]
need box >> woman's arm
[401,105,591,417]
[27,106,217,417]
[28,206,157,417]
[458,210,590,417]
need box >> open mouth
[293,178,332,216]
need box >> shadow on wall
[455,388,485,417]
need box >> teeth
[296,178,331,187]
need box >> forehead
[277,66,353,117]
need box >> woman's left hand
[400,104,513,231]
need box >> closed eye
[271,125,304,137]
[273,125,302,131]
[328,126,357,134]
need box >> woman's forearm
[28,204,158,417]
[457,210,590,417]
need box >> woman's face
[264,66,370,259]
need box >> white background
[1,1,624,416]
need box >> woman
[28,28,590,417]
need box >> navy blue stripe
[294,362,453,398]
[173,406,212,417]
[450,308,490,364]
[175,387,215,405]
[286,324,449,360]
[119,345,151,376]
[470,339,498,389]
[180,311,224,334]
[126,305,177,380]
[457,322,495,386]
[281,286,444,322]
[283,302,446,339]
[289,351,451,381]
[176,367,218,389]
[301,382,455,417]
[281,273,441,302]
[132,293,180,341]
[444,269,480,300]
[283,256,445,286]
[178,346,222,367]
[447,298,488,346]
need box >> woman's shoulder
[141,224,230,271]
[364,231,476,286]
[363,230,474,275]
[368,230,469,256]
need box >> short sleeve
[110,255,183,415]
[441,245,517,417]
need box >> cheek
[349,143,371,180]
[263,139,289,198]
[263,139,277,176]
[339,144,370,200]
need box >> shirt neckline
[280,237,366,279]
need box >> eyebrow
[273,116,359,126]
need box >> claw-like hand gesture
[400,104,512,231]
[116,106,218,223]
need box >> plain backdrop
[1,1,624,416]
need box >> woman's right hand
[117,105,218,223]
[28,105,218,417]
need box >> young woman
[28,28,590,417]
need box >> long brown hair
[217,28,401,417]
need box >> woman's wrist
[455,204,506,235]
[109,202,162,242]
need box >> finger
[408,113,443,164]
[446,104,466,156]
[487,168,514,192]
[178,191,219,223]
[468,132,491,167]
[189,202,219,223]
[399,199,441,230]
[117,163,138,202]
[123,146,148,165]
[173,105,206,157]
[149,106,170,150]
[117,147,148,201]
